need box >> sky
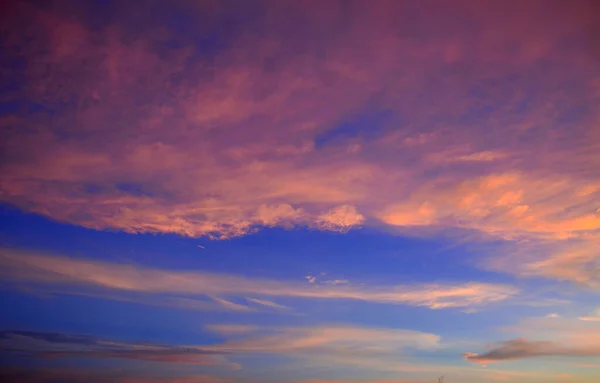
[1,0,599,382]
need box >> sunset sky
[1,1,600,382]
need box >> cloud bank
[1,1,598,256]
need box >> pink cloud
[245,297,291,310]
[315,205,365,232]
[204,324,444,373]
[210,325,440,353]
[209,296,253,312]
[1,1,599,284]
[488,238,600,287]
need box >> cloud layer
[0,248,517,310]
[1,1,598,274]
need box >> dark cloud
[0,330,99,345]
[0,367,227,383]
[0,330,228,365]
[463,337,600,364]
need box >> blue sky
[1,1,600,382]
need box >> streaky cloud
[464,315,600,364]
[0,330,230,366]
[464,337,600,364]
[0,248,518,310]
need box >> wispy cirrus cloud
[209,296,253,312]
[203,325,571,381]
[204,324,443,373]
[208,325,440,354]
[203,323,447,374]
[245,297,291,310]
[487,237,600,287]
[0,248,518,310]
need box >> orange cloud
[380,172,600,240]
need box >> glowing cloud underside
[1,0,598,286]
